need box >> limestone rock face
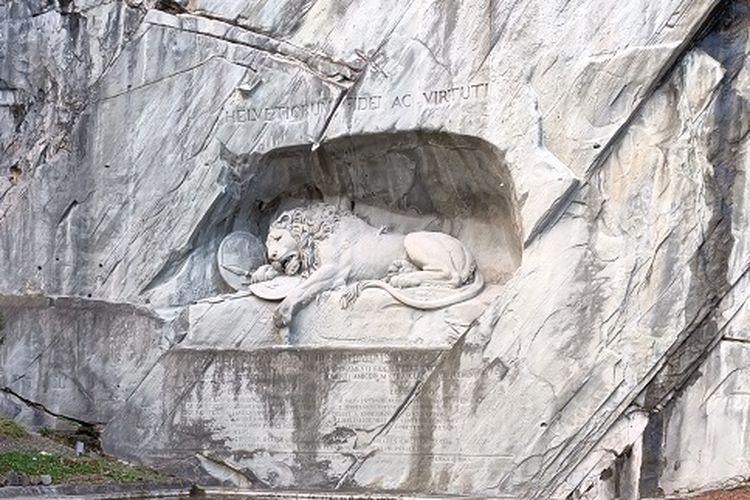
[1,0,748,498]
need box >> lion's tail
[361,271,484,310]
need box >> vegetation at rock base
[39,425,101,453]
[0,450,164,483]
[0,417,25,439]
[0,418,168,485]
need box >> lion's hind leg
[388,267,453,288]
[397,232,468,288]
[385,259,418,280]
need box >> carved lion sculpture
[250,203,484,327]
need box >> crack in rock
[1,386,104,428]
[144,9,357,85]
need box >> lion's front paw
[249,265,276,284]
[274,301,293,328]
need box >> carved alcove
[236,131,522,284]
[207,131,524,346]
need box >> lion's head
[267,204,341,276]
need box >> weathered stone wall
[1,0,748,498]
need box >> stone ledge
[0,480,191,499]
[196,486,509,499]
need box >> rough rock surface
[1,0,748,498]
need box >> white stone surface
[660,340,750,495]
[558,409,648,500]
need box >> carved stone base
[185,287,497,349]
[103,346,448,489]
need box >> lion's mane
[269,203,342,276]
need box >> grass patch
[0,416,26,439]
[0,450,166,483]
